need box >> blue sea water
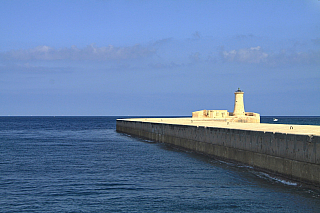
[0,116,320,212]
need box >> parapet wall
[116,119,320,187]
[192,110,260,123]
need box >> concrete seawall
[116,118,320,187]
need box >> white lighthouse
[233,88,245,116]
[192,88,259,123]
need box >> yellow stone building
[192,88,260,123]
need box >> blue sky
[0,0,319,116]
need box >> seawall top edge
[116,118,320,136]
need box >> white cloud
[189,52,201,62]
[267,49,320,65]
[311,38,320,46]
[221,46,268,63]
[192,31,201,39]
[1,44,155,61]
[220,46,320,65]
[148,61,182,69]
[152,38,173,47]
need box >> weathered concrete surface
[116,118,320,186]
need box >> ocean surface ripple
[0,116,320,212]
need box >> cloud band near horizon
[1,42,319,66]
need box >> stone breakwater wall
[116,119,320,187]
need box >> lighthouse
[192,88,259,122]
[233,88,245,116]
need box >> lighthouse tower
[233,88,245,116]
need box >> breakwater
[116,118,320,187]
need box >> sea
[0,116,320,212]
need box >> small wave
[214,160,254,169]
[257,172,298,186]
[142,139,156,143]
[237,165,254,169]
[215,159,235,166]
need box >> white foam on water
[214,159,254,170]
[237,164,254,169]
[215,159,235,166]
[142,139,156,143]
[257,172,298,186]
